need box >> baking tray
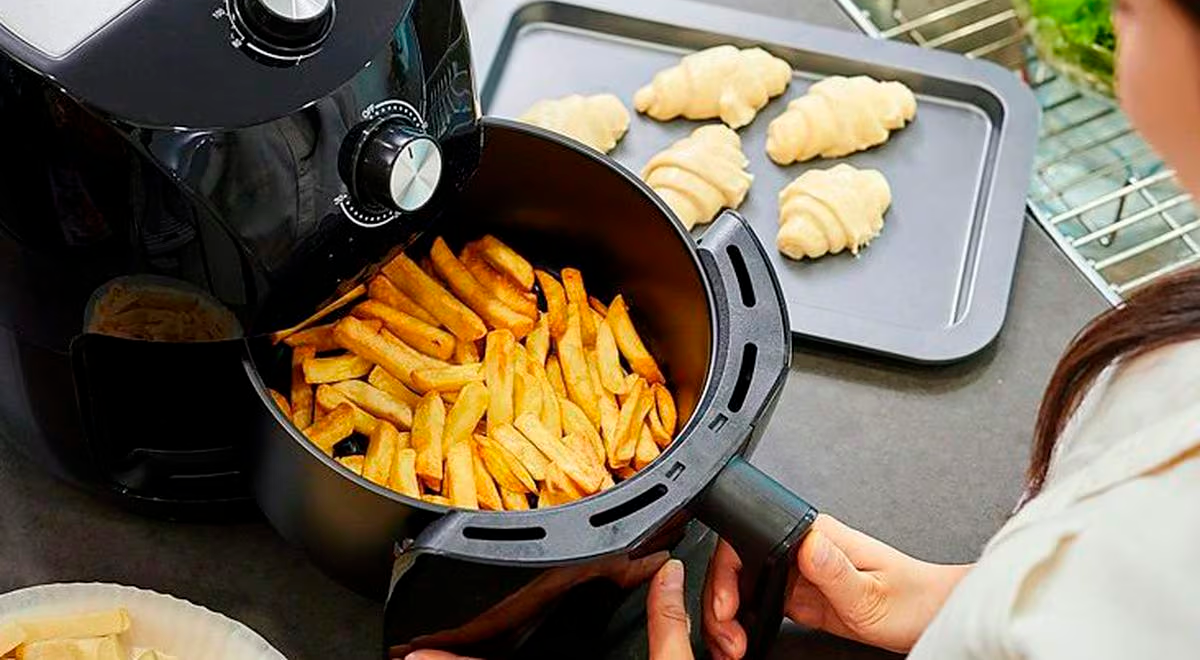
[467,0,1040,363]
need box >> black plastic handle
[691,210,819,659]
[696,457,817,660]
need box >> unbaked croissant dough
[634,45,792,129]
[518,94,631,153]
[642,125,753,230]
[766,75,917,165]
[777,164,892,260]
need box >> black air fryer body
[0,2,819,658]
[0,0,479,514]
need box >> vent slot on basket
[589,484,668,527]
[726,245,757,307]
[727,343,758,413]
[462,525,547,541]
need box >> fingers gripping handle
[697,457,817,660]
[693,211,818,658]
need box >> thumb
[646,559,694,660]
[797,530,886,630]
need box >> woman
[704,0,1200,657]
[412,0,1200,657]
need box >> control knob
[339,117,443,216]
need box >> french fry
[352,299,456,361]
[332,380,413,429]
[546,354,568,399]
[412,363,484,393]
[302,353,373,384]
[291,345,316,430]
[445,441,478,509]
[389,448,421,498]
[620,373,641,405]
[654,383,677,436]
[412,393,446,491]
[557,310,601,425]
[431,238,534,338]
[599,396,621,461]
[424,494,452,506]
[453,339,481,364]
[18,609,130,642]
[614,380,654,467]
[525,316,550,368]
[634,423,661,470]
[271,283,366,344]
[600,472,616,490]
[589,296,609,317]
[368,366,422,409]
[544,462,587,503]
[560,397,605,467]
[282,322,339,352]
[561,268,597,347]
[515,413,603,493]
[476,235,535,289]
[513,343,530,379]
[514,372,542,419]
[381,251,486,341]
[442,381,489,453]
[535,270,568,337]
[462,244,539,318]
[500,488,531,510]
[333,317,444,389]
[303,402,355,454]
[492,422,550,482]
[338,454,365,475]
[316,384,380,435]
[471,442,504,511]
[0,621,24,656]
[363,421,402,485]
[477,434,536,493]
[368,274,440,326]
[538,373,563,439]
[648,406,673,448]
[596,319,630,395]
[267,389,291,421]
[615,465,638,481]
[483,330,517,437]
[586,347,615,411]
[607,295,666,385]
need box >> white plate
[0,583,286,660]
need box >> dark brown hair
[1026,0,1200,496]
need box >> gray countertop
[0,0,1108,659]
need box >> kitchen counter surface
[0,1,1109,659]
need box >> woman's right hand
[702,514,972,658]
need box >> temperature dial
[339,117,443,216]
[229,0,335,65]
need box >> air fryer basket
[246,119,815,659]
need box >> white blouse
[909,339,1200,659]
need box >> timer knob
[339,117,443,215]
[230,0,335,64]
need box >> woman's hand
[703,514,972,658]
[406,559,697,660]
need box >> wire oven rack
[834,0,1197,304]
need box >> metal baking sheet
[467,0,1040,363]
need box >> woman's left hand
[406,559,695,660]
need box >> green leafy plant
[1016,0,1116,96]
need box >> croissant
[518,94,630,154]
[634,45,792,129]
[641,125,753,230]
[777,164,892,260]
[766,76,916,165]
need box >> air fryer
[0,1,818,659]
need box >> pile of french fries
[1,608,172,660]
[269,234,679,510]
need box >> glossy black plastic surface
[0,0,479,514]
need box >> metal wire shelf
[835,0,1198,303]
